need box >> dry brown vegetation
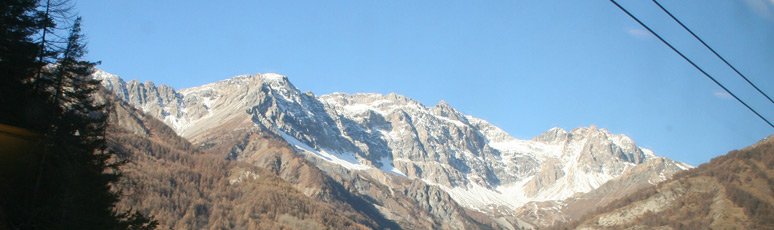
[551,136,774,229]
[106,100,382,229]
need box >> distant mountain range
[98,70,697,229]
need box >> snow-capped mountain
[97,70,691,227]
[320,93,690,210]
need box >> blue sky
[77,1,773,166]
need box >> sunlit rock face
[99,70,690,228]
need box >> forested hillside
[554,136,774,229]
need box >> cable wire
[609,0,774,129]
[653,0,774,105]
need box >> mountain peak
[431,100,468,123]
[228,72,287,81]
[94,70,126,94]
[548,126,567,133]
[571,124,601,133]
[259,73,287,82]
[319,92,428,116]
[181,72,296,95]
[433,99,455,111]
[533,127,569,143]
[92,69,120,81]
[97,69,691,227]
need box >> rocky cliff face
[97,70,185,128]
[319,93,689,206]
[562,136,774,230]
[99,70,692,228]
[105,95,384,229]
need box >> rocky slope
[558,136,774,230]
[98,70,692,228]
[194,109,497,229]
[106,94,383,229]
[102,74,499,229]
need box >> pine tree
[42,16,118,228]
[37,16,157,229]
[0,0,49,129]
[1,1,157,229]
[0,0,58,228]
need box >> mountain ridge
[557,135,774,229]
[98,70,691,228]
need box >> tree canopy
[0,0,156,228]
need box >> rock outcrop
[99,70,691,228]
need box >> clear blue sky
[77,0,773,166]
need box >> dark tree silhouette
[0,0,48,129]
[0,1,156,229]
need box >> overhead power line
[609,0,774,129]
[652,0,774,105]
